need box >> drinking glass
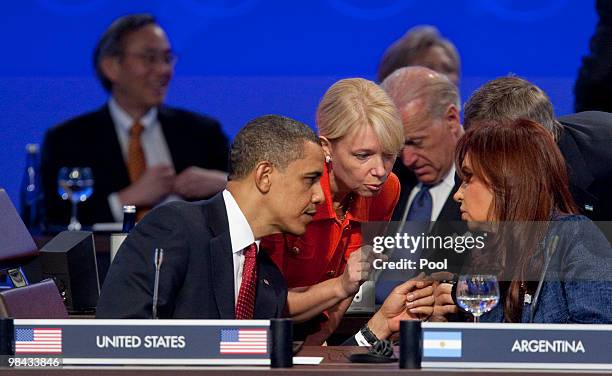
[455,274,500,322]
[57,167,94,231]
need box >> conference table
[22,234,612,375]
[2,346,612,375]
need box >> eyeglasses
[122,51,178,67]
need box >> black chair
[0,278,68,319]
[0,188,38,286]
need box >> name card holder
[12,319,276,366]
[422,322,612,370]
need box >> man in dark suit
[41,14,229,228]
[374,67,465,303]
[381,67,463,228]
[96,115,325,319]
[464,77,612,229]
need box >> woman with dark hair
[452,118,612,323]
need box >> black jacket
[558,111,612,224]
[96,194,287,319]
[40,105,229,226]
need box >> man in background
[41,13,229,227]
[464,76,612,227]
[375,66,464,302]
[378,25,461,86]
[382,67,463,233]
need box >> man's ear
[445,104,462,137]
[254,161,274,193]
[320,136,332,160]
[99,56,120,84]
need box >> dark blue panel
[0,0,598,211]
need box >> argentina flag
[423,331,462,358]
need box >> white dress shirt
[106,98,176,221]
[222,189,260,305]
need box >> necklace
[334,194,353,222]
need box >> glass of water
[57,167,94,231]
[456,274,500,322]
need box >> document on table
[293,357,324,365]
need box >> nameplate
[422,322,612,370]
[13,319,271,365]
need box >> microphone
[529,235,559,323]
[152,248,164,319]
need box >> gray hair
[463,76,561,139]
[381,66,460,120]
[229,115,320,180]
[93,14,157,92]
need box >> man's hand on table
[367,273,434,340]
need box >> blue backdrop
[0,0,597,210]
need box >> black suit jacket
[96,194,287,319]
[558,111,612,224]
[390,161,462,224]
[40,105,229,226]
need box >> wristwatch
[359,324,380,346]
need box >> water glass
[57,167,94,230]
[456,274,500,322]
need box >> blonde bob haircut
[316,78,404,155]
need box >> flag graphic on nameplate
[219,328,268,354]
[15,328,62,354]
[423,331,462,358]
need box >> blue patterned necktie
[406,184,433,222]
[375,184,434,304]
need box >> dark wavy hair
[455,118,578,322]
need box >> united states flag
[219,328,267,354]
[15,328,62,354]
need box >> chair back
[0,278,68,319]
[0,188,37,268]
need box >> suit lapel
[158,107,184,172]
[254,255,284,318]
[558,126,595,191]
[391,161,418,223]
[557,126,599,216]
[437,174,462,221]
[205,194,236,318]
[98,106,131,189]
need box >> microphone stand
[152,248,164,319]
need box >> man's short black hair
[229,115,320,180]
[93,13,157,92]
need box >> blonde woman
[262,78,434,344]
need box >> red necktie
[235,243,258,319]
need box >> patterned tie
[406,184,433,222]
[375,185,433,304]
[127,121,146,182]
[235,243,258,319]
[126,121,148,219]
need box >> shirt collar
[440,164,457,189]
[418,164,456,191]
[312,163,370,223]
[222,189,259,254]
[108,97,158,132]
